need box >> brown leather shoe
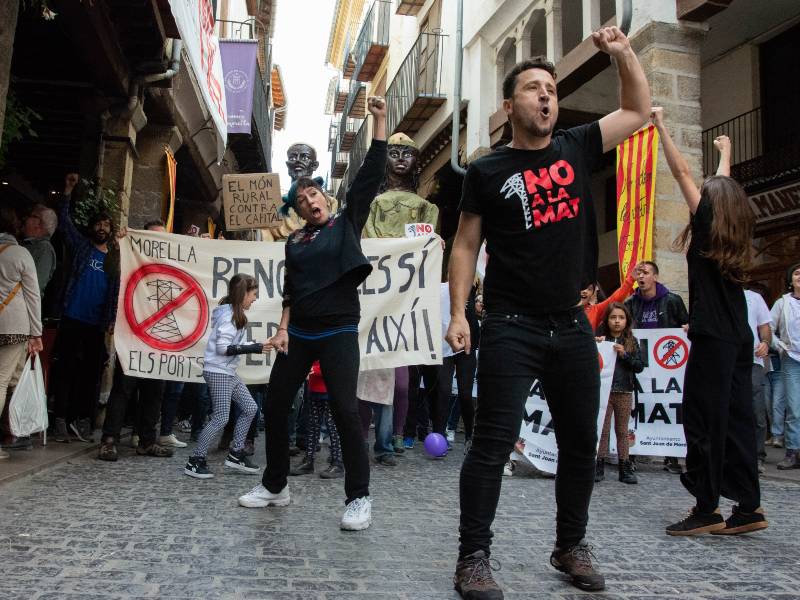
[136,443,174,458]
[453,550,504,599]
[550,541,605,591]
[98,442,118,462]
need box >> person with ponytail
[652,107,768,537]
[237,97,387,532]
[184,274,266,479]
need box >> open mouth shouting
[540,104,551,119]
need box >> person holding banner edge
[651,107,768,536]
[447,26,650,597]
[237,97,388,532]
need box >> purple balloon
[424,433,448,457]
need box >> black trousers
[53,317,107,422]
[262,331,369,502]
[680,335,760,513]
[439,352,477,439]
[459,310,600,558]
[102,360,164,446]
[405,364,445,437]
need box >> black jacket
[625,291,689,329]
[609,336,645,392]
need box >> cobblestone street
[1,437,798,600]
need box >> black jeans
[102,361,164,446]
[681,335,760,513]
[459,309,600,558]
[439,352,477,439]
[53,317,106,423]
[262,331,369,502]
[405,364,444,437]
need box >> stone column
[545,0,563,64]
[0,1,19,144]
[630,21,704,301]
[129,124,183,228]
[99,103,147,228]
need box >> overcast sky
[271,0,337,190]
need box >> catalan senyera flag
[616,125,659,283]
[163,146,177,233]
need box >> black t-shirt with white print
[460,122,604,315]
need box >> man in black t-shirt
[446,27,650,598]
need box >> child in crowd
[595,302,644,484]
[184,274,266,479]
[290,361,344,478]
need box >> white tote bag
[9,353,48,437]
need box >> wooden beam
[676,0,733,22]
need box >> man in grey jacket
[20,204,57,293]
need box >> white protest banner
[610,328,689,458]
[168,0,227,161]
[222,173,284,230]
[516,341,617,474]
[115,230,442,383]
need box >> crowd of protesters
[1,49,799,600]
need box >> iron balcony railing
[346,119,370,189]
[386,30,448,135]
[352,0,391,82]
[216,18,255,40]
[331,147,349,179]
[702,107,762,176]
[342,31,356,78]
[333,77,353,113]
[328,120,339,151]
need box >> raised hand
[591,26,631,59]
[367,96,386,119]
[650,106,665,129]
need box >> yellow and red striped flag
[163,146,177,233]
[616,125,659,283]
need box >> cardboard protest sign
[222,173,283,231]
[115,230,442,383]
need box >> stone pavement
[1,437,798,600]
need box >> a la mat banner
[115,230,442,384]
[515,328,690,472]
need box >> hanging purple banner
[219,40,258,134]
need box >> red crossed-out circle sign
[653,335,688,370]
[124,263,208,352]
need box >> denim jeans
[458,308,600,558]
[359,400,394,457]
[752,364,767,459]
[768,369,785,437]
[783,355,800,451]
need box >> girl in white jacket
[185,274,266,479]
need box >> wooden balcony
[345,120,370,189]
[333,77,352,114]
[352,0,391,82]
[328,120,338,152]
[345,80,367,119]
[395,0,425,16]
[331,149,349,179]
[386,30,447,135]
[339,114,362,152]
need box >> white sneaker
[446,429,456,443]
[503,460,515,477]
[238,484,290,508]
[130,434,140,448]
[341,496,372,531]
[159,434,188,448]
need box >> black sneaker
[184,456,214,479]
[594,458,605,482]
[618,459,637,484]
[224,449,260,474]
[663,457,682,474]
[319,463,344,479]
[550,541,605,591]
[289,458,315,476]
[98,441,118,462]
[666,506,725,536]
[453,550,503,599]
[711,505,768,536]
[376,454,397,466]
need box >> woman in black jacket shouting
[238,97,387,531]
